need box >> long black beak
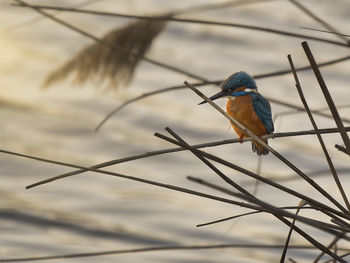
[199,89,227,105]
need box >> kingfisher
[200,71,274,155]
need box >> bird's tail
[252,139,269,155]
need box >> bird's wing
[251,94,274,133]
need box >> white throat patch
[244,88,258,93]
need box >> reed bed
[2,0,350,262]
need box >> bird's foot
[239,135,244,143]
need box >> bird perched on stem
[200,71,274,155]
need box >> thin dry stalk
[184,80,348,214]
[289,0,349,44]
[186,176,246,200]
[252,54,350,79]
[335,144,350,156]
[288,54,350,211]
[302,41,350,154]
[0,243,328,263]
[94,84,189,131]
[300,27,350,38]
[313,232,345,263]
[280,200,306,263]
[197,211,260,227]
[241,167,350,186]
[196,206,311,228]
[273,104,350,123]
[333,245,338,263]
[253,156,262,195]
[171,0,278,15]
[267,97,350,124]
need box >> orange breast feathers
[226,93,268,139]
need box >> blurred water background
[0,0,350,262]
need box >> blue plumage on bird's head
[199,72,257,104]
[221,71,257,91]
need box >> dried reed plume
[42,17,168,89]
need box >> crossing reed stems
[155,129,347,262]
[288,53,350,212]
[323,252,350,263]
[313,232,346,263]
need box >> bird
[200,71,274,155]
